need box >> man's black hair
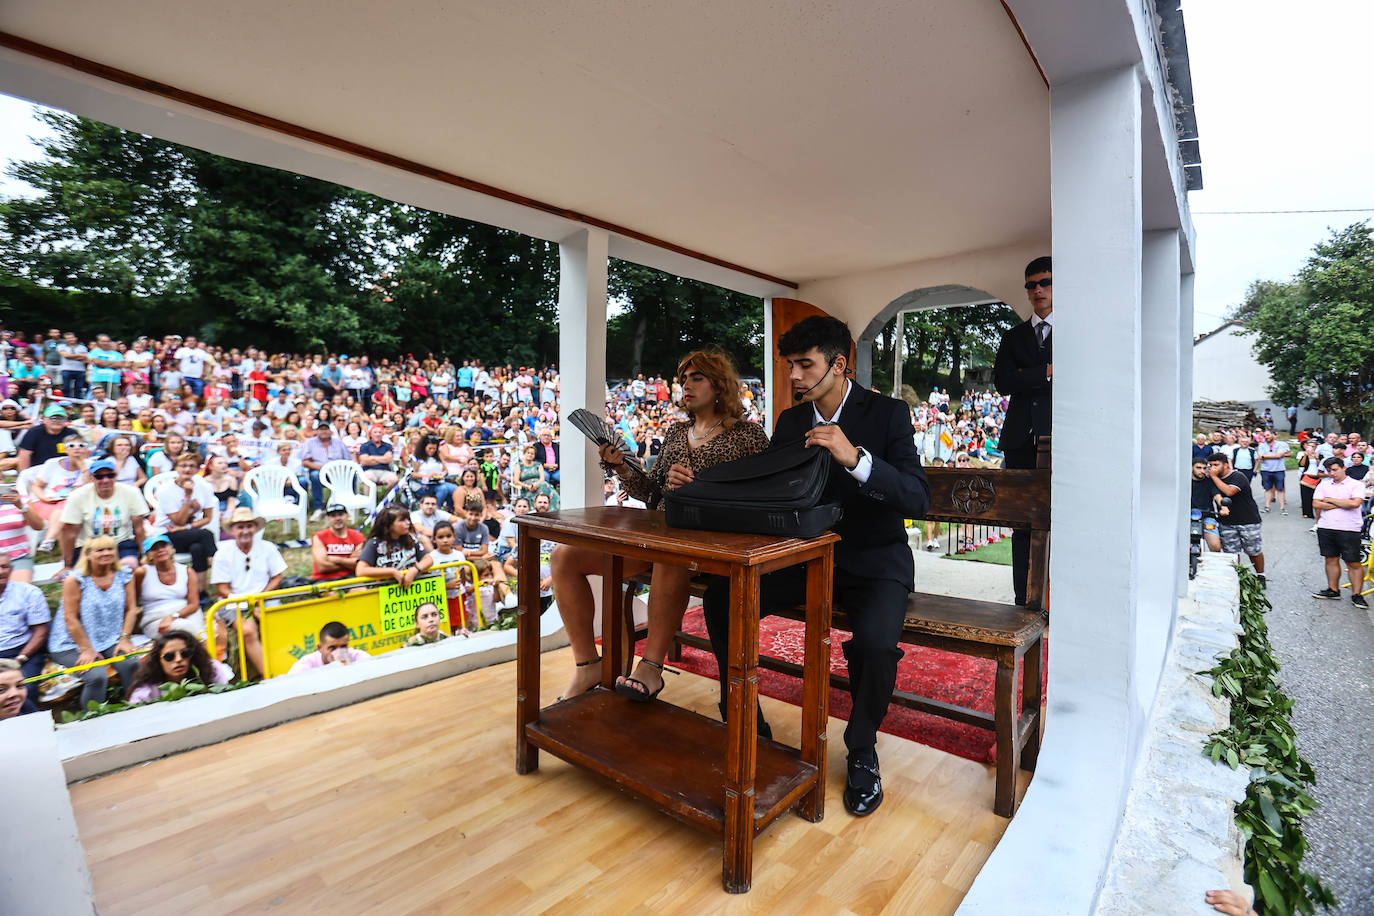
[1323,456,1345,469]
[1025,256,1052,277]
[777,315,852,364]
[320,621,350,641]
[1206,452,1229,464]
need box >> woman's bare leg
[617,562,691,697]
[550,544,605,698]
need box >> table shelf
[527,690,818,835]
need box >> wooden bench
[658,436,1050,817]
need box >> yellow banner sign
[378,575,447,636]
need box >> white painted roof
[0,0,1049,286]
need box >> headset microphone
[793,356,838,402]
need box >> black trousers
[166,527,217,572]
[703,566,908,752]
[1300,483,1316,519]
[1002,441,1038,606]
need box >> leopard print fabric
[609,419,769,510]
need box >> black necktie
[1037,322,1051,349]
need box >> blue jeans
[418,481,458,512]
[62,370,85,398]
[308,469,327,509]
[185,377,205,397]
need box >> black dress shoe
[843,748,883,817]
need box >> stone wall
[1097,555,1253,913]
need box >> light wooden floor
[69,647,1023,915]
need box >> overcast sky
[1,0,1371,334]
[1184,0,1374,330]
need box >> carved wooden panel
[921,468,1050,529]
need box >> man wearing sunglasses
[994,256,1054,607]
[58,457,150,574]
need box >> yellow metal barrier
[206,561,486,680]
[22,562,491,687]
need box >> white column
[762,298,775,437]
[1178,271,1196,598]
[959,64,1145,916]
[558,228,609,511]
[893,311,905,397]
[1137,229,1184,702]
[0,714,96,916]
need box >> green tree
[375,206,559,366]
[0,107,760,370]
[179,150,394,351]
[1233,222,1374,428]
[606,261,763,378]
[0,111,188,301]
[870,303,1020,397]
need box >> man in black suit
[994,255,1053,606]
[701,316,930,817]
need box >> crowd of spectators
[0,322,1046,719]
[911,386,1009,466]
[0,323,777,716]
[1190,422,1374,604]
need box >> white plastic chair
[319,460,376,522]
[143,471,175,509]
[242,465,308,541]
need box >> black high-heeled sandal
[556,656,601,702]
[614,658,678,703]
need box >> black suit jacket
[993,319,1052,452]
[772,384,930,591]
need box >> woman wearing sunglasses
[46,535,141,710]
[125,630,233,705]
[30,430,92,554]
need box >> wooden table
[514,507,838,893]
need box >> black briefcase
[663,440,843,539]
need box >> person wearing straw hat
[209,508,285,678]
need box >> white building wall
[1192,326,1275,402]
[1193,326,1325,430]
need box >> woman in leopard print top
[552,349,767,702]
[610,411,767,509]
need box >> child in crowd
[456,493,515,610]
[454,557,497,630]
[426,521,470,634]
[406,601,450,646]
[923,456,945,550]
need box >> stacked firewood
[1193,399,1261,431]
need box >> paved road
[1255,472,1373,914]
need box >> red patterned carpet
[659,607,1045,765]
